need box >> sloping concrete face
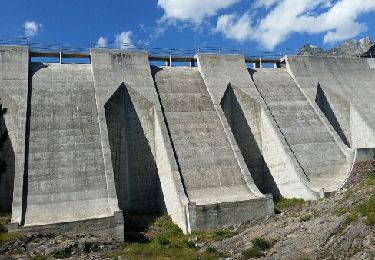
[0,46,29,222]
[222,85,321,200]
[90,50,190,233]
[104,84,165,212]
[251,68,352,192]
[24,63,112,225]
[2,46,371,237]
[15,63,123,239]
[197,54,322,199]
[287,56,375,149]
[152,66,273,230]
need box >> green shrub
[252,238,271,251]
[300,214,312,222]
[243,246,265,258]
[206,246,217,253]
[157,237,170,246]
[242,238,272,259]
[185,240,195,248]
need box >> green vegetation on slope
[365,169,375,186]
[339,168,375,230]
[242,237,273,258]
[274,197,305,213]
[0,213,24,246]
[105,215,237,260]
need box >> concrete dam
[0,45,373,240]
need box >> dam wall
[0,45,372,238]
[0,46,29,222]
[90,49,191,233]
[286,56,375,149]
[197,54,322,199]
[24,63,114,226]
[251,68,352,192]
[152,66,273,230]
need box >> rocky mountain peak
[297,36,374,57]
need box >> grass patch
[300,214,312,222]
[242,238,272,259]
[105,215,232,260]
[0,213,11,233]
[274,197,305,213]
[358,193,375,225]
[365,170,375,186]
[0,213,25,246]
[0,232,25,246]
[341,193,375,231]
[333,207,349,216]
[191,228,237,243]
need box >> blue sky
[1,0,375,55]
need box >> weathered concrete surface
[287,56,375,149]
[251,68,353,192]
[18,63,123,239]
[104,85,165,213]
[90,49,190,233]
[0,46,29,222]
[197,54,322,199]
[0,96,16,212]
[1,46,371,236]
[152,66,274,229]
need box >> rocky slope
[213,159,375,260]
[0,161,374,259]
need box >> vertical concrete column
[0,46,29,225]
[90,49,190,233]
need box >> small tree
[0,98,8,176]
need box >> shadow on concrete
[221,85,281,197]
[315,83,350,147]
[0,104,15,213]
[123,212,164,243]
[30,62,48,76]
[105,83,165,214]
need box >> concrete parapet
[0,46,29,224]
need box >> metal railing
[92,41,147,52]
[0,37,28,46]
[0,38,373,60]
